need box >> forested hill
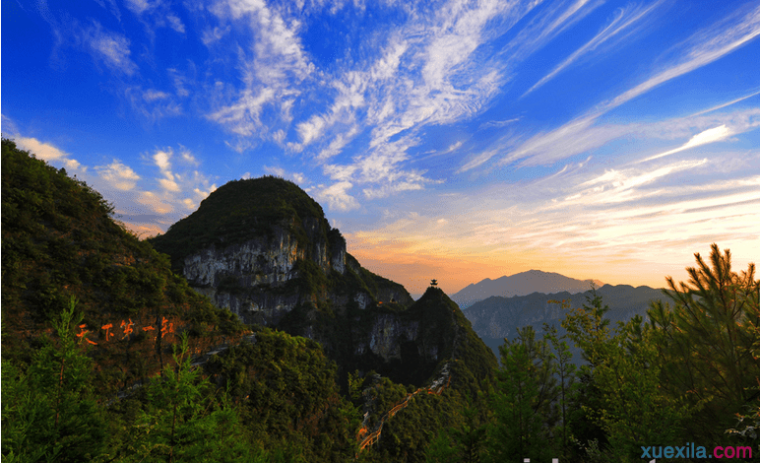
[1,138,360,461]
[0,138,498,462]
[1,137,248,393]
[145,174,498,398]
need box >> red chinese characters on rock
[101,323,115,341]
[76,324,98,345]
[161,317,175,340]
[89,317,180,344]
[120,319,134,340]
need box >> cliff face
[180,221,347,326]
[148,177,487,389]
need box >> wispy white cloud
[315,181,360,211]
[478,117,519,130]
[207,0,315,139]
[524,0,665,95]
[143,89,170,101]
[566,158,710,205]
[483,3,760,172]
[124,0,155,15]
[201,26,231,45]
[166,14,185,33]
[457,148,499,173]
[317,126,359,160]
[152,147,180,192]
[604,2,760,111]
[179,146,199,166]
[638,125,734,163]
[126,86,182,120]
[499,114,631,167]
[689,87,760,117]
[298,0,544,207]
[498,0,604,66]
[82,22,138,75]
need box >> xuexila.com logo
[641,443,753,460]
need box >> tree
[112,332,252,463]
[486,326,558,463]
[647,243,760,444]
[425,401,488,463]
[563,293,697,461]
[542,318,577,458]
[1,296,106,463]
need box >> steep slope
[148,176,496,392]
[1,138,249,396]
[148,176,413,328]
[351,287,498,461]
[464,284,670,360]
[452,269,605,308]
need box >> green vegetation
[4,137,758,462]
[148,176,332,273]
[3,300,362,462]
[2,297,106,462]
[2,138,247,396]
[424,244,759,462]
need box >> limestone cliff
[149,176,492,389]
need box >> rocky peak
[149,177,387,327]
[148,176,496,394]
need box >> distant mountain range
[451,270,605,309]
[463,284,671,362]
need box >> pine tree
[648,243,760,443]
[113,332,253,462]
[486,326,558,463]
[1,296,106,462]
[542,319,577,458]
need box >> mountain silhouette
[451,269,605,308]
[463,284,671,362]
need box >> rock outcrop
[149,176,492,390]
[180,223,346,326]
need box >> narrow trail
[357,367,452,452]
[357,292,464,453]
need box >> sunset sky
[3,0,759,298]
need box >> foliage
[202,327,360,461]
[543,319,577,457]
[2,297,106,462]
[486,326,559,463]
[148,176,332,273]
[647,244,760,443]
[97,332,254,462]
[1,138,247,396]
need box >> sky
[3,0,759,298]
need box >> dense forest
[2,137,759,462]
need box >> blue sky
[3,0,759,297]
